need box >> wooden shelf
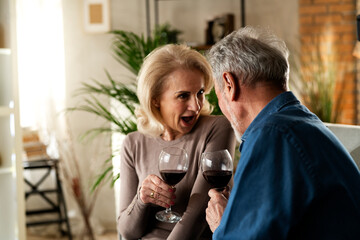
[192,45,212,51]
[147,0,245,43]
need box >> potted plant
[289,38,344,123]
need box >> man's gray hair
[207,26,290,90]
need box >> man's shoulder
[261,107,320,133]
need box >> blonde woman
[117,44,236,240]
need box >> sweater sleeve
[167,116,237,240]
[117,135,152,239]
[202,116,237,159]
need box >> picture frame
[206,13,234,45]
[83,0,111,33]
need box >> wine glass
[155,147,189,223]
[201,149,233,191]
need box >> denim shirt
[214,91,360,240]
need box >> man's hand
[206,187,230,232]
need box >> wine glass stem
[165,206,171,213]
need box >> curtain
[17,0,66,152]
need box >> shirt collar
[239,91,300,151]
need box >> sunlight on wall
[16,0,65,133]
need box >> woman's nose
[189,96,201,113]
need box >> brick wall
[299,0,358,124]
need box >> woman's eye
[198,89,204,96]
[178,93,189,99]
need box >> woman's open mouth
[181,116,196,127]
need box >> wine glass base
[155,210,182,223]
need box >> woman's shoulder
[123,131,154,147]
[125,131,143,140]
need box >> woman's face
[155,68,205,140]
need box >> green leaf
[91,165,113,192]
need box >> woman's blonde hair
[136,44,213,137]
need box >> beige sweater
[117,115,236,240]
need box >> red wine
[160,170,187,186]
[203,170,232,189]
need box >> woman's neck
[161,129,183,141]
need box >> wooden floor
[27,230,118,240]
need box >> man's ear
[222,72,239,101]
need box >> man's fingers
[209,189,228,202]
[222,186,231,199]
[206,202,222,232]
[206,189,229,232]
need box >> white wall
[61,0,299,232]
[247,0,299,47]
[326,123,360,168]
[62,0,119,231]
[155,0,298,49]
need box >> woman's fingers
[139,174,176,208]
[145,188,175,208]
[150,175,175,196]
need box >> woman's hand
[139,174,176,208]
[206,187,230,232]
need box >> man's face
[214,81,228,118]
[214,80,242,142]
